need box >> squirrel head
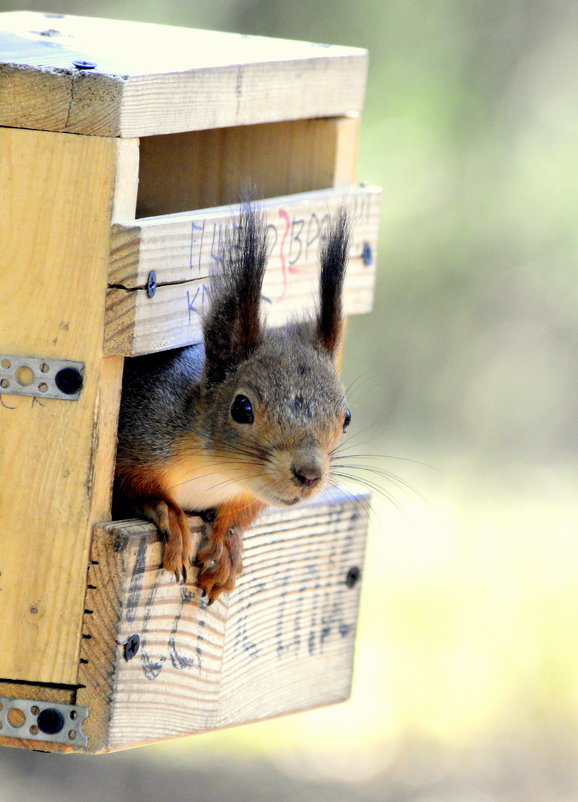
[199,204,351,507]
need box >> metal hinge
[0,697,88,747]
[0,355,84,401]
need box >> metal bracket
[0,697,88,747]
[0,355,84,401]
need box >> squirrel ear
[203,203,268,385]
[317,207,350,359]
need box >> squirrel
[113,203,351,604]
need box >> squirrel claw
[195,527,243,603]
[138,498,194,587]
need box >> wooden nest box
[0,11,380,753]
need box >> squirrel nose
[291,463,322,488]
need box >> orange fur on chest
[160,436,262,513]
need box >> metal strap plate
[0,697,88,747]
[0,355,84,401]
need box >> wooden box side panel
[217,501,368,727]
[78,491,368,752]
[0,129,137,686]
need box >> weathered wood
[105,185,380,355]
[136,116,360,218]
[77,489,369,752]
[114,184,379,288]
[0,129,139,685]
[0,11,367,138]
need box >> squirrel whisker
[168,464,268,492]
[330,470,407,518]
[324,479,375,520]
[330,460,430,505]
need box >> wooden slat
[0,128,139,686]
[77,489,369,752]
[105,185,380,355]
[136,117,360,218]
[0,11,367,138]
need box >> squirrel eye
[231,394,254,425]
[343,409,351,432]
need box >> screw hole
[30,705,40,716]
[14,366,34,387]
[0,379,9,389]
[7,708,26,728]
[39,362,49,373]
[68,730,76,740]
[29,725,39,735]
[0,359,10,369]
[70,710,78,720]
[38,382,48,393]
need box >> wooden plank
[105,185,380,356]
[113,184,379,287]
[0,129,139,686]
[136,116,360,217]
[0,11,367,138]
[77,489,368,752]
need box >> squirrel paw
[196,527,243,604]
[140,499,194,584]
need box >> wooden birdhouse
[0,11,380,752]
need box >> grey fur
[114,206,350,514]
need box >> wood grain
[0,11,367,138]
[0,129,138,685]
[78,489,369,752]
[105,185,380,355]
[136,117,360,217]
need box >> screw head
[55,367,83,395]
[345,566,361,588]
[362,242,373,266]
[124,634,140,661]
[37,708,65,735]
[146,271,157,298]
[73,60,97,70]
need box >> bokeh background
[2,1,578,799]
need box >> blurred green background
[2,0,578,799]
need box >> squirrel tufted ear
[317,207,350,359]
[203,203,268,385]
